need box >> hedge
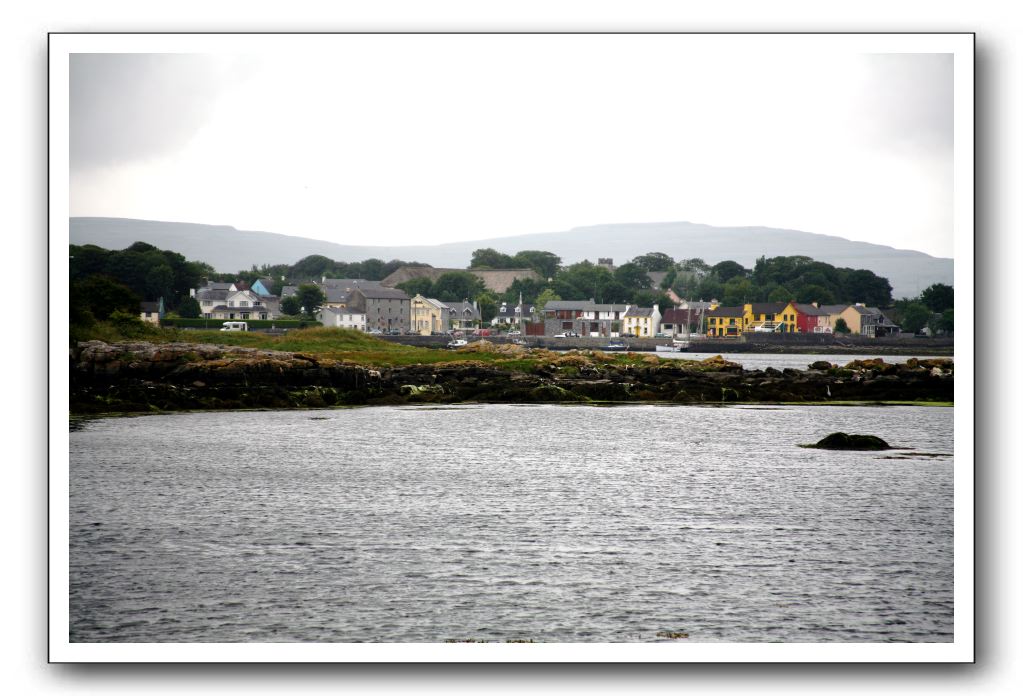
[161,317,314,330]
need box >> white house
[317,306,367,331]
[622,305,662,337]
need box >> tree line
[71,241,950,331]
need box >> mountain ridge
[68,217,953,299]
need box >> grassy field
[75,322,683,371]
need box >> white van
[220,321,249,332]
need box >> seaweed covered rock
[805,432,892,450]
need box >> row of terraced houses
[153,276,898,339]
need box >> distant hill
[69,217,953,299]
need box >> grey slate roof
[543,300,596,311]
[623,306,654,318]
[196,289,230,302]
[354,287,410,300]
[793,303,831,316]
[445,301,480,319]
[747,302,787,315]
[706,305,745,318]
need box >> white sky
[70,35,955,257]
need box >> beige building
[410,295,450,335]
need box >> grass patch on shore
[77,324,720,371]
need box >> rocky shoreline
[69,340,954,415]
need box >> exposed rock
[69,341,955,414]
[804,432,892,450]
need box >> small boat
[602,341,629,351]
[655,339,690,353]
[447,339,468,348]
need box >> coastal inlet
[69,403,953,643]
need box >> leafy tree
[695,276,724,302]
[295,284,326,319]
[613,262,652,292]
[660,268,677,290]
[178,296,201,318]
[711,260,748,283]
[512,250,561,279]
[834,317,851,334]
[475,290,497,323]
[74,275,141,320]
[678,258,711,274]
[432,271,486,302]
[722,276,754,305]
[920,283,954,313]
[795,284,835,304]
[281,295,302,316]
[381,258,430,278]
[358,258,387,280]
[931,308,954,335]
[290,254,336,280]
[630,252,675,272]
[553,261,627,303]
[767,285,793,303]
[396,277,434,298]
[843,268,893,307]
[632,289,669,311]
[534,288,562,312]
[470,248,515,269]
[501,276,548,305]
[899,302,932,334]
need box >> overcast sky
[69,36,955,258]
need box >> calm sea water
[69,404,954,643]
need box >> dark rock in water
[806,432,892,450]
[809,360,833,371]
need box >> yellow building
[705,305,745,336]
[410,295,450,335]
[741,302,789,333]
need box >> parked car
[507,330,522,336]
[554,331,580,338]
[367,328,383,334]
[654,332,669,338]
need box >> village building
[705,305,746,337]
[347,286,411,333]
[410,295,450,335]
[780,302,834,333]
[541,300,631,337]
[836,304,901,337]
[139,298,164,325]
[622,305,662,337]
[444,300,481,330]
[317,306,367,331]
[492,299,536,327]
